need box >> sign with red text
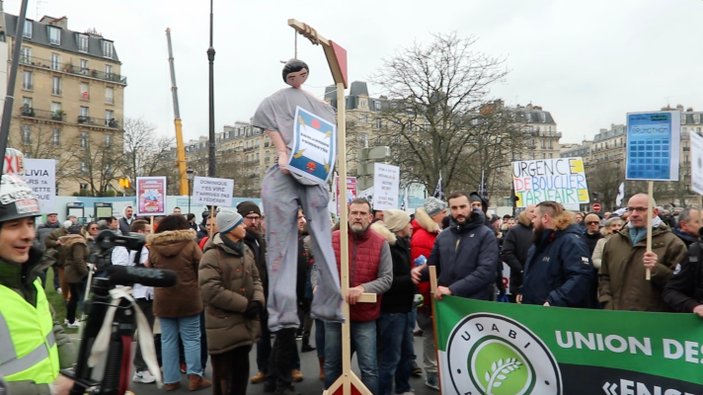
[512,158,589,208]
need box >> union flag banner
[436,297,703,395]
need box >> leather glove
[244,301,262,319]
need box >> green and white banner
[436,297,703,395]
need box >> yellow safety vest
[0,279,60,384]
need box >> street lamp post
[186,167,195,215]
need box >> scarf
[627,216,663,246]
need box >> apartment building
[1,13,126,195]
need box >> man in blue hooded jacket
[412,191,498,300]
[519,201,596,307]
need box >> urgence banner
[436,297,703,395]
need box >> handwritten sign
[512,157,589,207]
[23,159,56,214]
[136,176,167,216]
[372,163,400,210]
[192,176,234,207]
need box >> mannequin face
[285,68,308,88]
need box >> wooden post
[287,18,372,395]
[209,206,215,238]
[645,181,653,280]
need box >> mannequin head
[282,59,309,88]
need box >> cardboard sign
[512,157,589,207]
[690,131,703,195]
[192,176,234,208]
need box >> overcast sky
[5,0,703,144]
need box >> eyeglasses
[586,221,600,225]
[245,216,261,221]
[626,207,648,213]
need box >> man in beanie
[410,196,446,389]
[412,191,498,301]
[236,201,273,385]
[0,174,76,395]
[253,59,344,347]
[469,191,488,214]
[371,209,416,395]
[199,208,264,395]
[325,198,392,395]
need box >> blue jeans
[324,320,378,395]
[160,314,203,384]
[378,312,413,394]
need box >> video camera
[63,230,176,395]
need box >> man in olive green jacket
[599,193,687,311]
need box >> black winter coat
[522,224,596,307]
[500,221,532,295]
[663,242,703,313]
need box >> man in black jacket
[236,201,272,385]
[500,205,535,301]
[663,231,703,315]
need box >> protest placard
[289,106,336,184]
[512,157,589,207]
[23,159,56,214]
[690,131,703,196]
[626,111,680,181]
[192,176,234,208]
[136,176,167,216]
[372,163,400,210]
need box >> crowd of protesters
[27,190,703,395]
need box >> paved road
[126,336,440,395]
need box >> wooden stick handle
[645,181,653,281]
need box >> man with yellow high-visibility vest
[0,174,76,395]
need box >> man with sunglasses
[582,213,603,255]
[599,193,686,311]
[519,201,595,307]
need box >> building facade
[1,13,126,195]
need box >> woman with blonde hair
[591,217,624,269]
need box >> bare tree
[370,32,510,193]
[64,133,122,196]
[123,118,175,192]
[587,161,625,211]
[9,124,72,183]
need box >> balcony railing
[19,105,120,129]
[18,56,127,85]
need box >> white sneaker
[133,370,156,384]
[66,321,80,329]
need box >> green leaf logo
[484,358,523,394]
[472,338,533,395]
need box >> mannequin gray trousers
[262,165,343,332]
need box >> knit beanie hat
[236,201,262,217]
[469,192,488,214]
[67,223,83,235]
[383,209,411,233]
[216,209,244,234]
[423,197,447,217]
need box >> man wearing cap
[409,196,446,390]
[325,198,392,395]
[0,174,76,395]
[411,191,498,301]
[371,209,416,395]
[199,209,264,395]
[236,201,277,388]
[253,59,344,340]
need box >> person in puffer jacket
[199,209,264,395]
[520,201,596,307]
[412,191,499,301]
